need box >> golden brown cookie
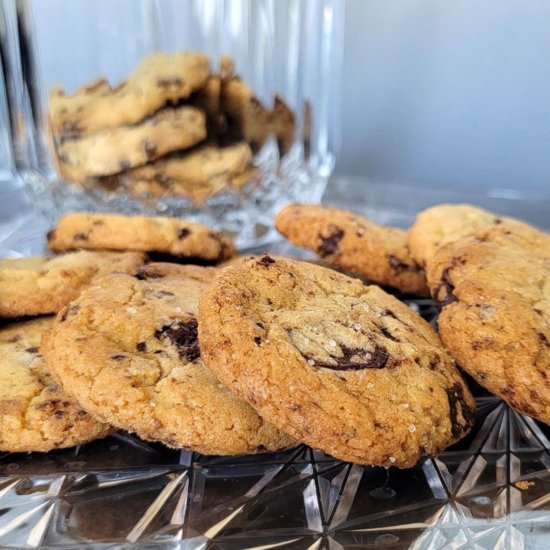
[198,255,475,467]
[113,142,253,204]
[49,51,210,137]
[56,106,206,182]
[47,212,235,262]
[275,204,428,295]
[0,318,112,452]
[427,222,550,424]
[0,251,146,318]
[41,263,295,455]
[407,203,525,268]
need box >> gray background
[335,0,550,194]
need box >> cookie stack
[48,51,295,204]
[276,203,550,428]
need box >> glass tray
[1,176,550,549]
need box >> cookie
[0,318,111,452]
[0,251,146,318]
[272,95,295,158]
[56,105,206,182]
[47,213,235,262]
[49,51,210,137]
[41,263,295,455]
[113,142,253,204]
[427,222,550,424]
[275,204,428,295]
[198,255,475,467]
[220,77,271,152]
[407,203,524,268]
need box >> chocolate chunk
[46,230,56,242]
[382,308,398,320]
[111,355,127,361]
[143,139,157,159]
[74,233,88,241]
[157,77,183,88]
[305,343,389,371]
[387,254,420,273]
[256,322,264,329]
[434,268,457,310]
[539,333,549,347]
[254,336,262,345]
[446,383,475,438]
[380,327,399,342]
[136,342,147,352]
[178,228,190,239]
[135,267,163,280]
[25,347,39,354]
[318,227,344,257]
[257,255,276,267]
[155,318,200,362]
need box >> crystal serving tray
[1,177,550,549]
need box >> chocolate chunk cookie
[275,204,428,295]
[56,105,206,182]
[0,251,146,318]
[49,51,210,138]
[427,222,550,424]
[112,142,253,204]
[47,212,235,262]
[41,264,295,455]
[0,318,111,452]
[198,256,474,467]
[407,203,526,268]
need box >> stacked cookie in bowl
[1,204,548,468]
[48,51,294,204]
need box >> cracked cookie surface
[47,212,235,262]
[41,263,294,455]
[0,318,111,452]
[275,204,428,295]
[198,256,475,467]
[427,223,550,423]
[0,251,146,317]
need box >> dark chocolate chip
[446,383,475,438]
[387,254,421,273]
[305,343,389,371]
[155,318,200,362]
[135,267,163,280]
[379,327,399,342]
[254,336,262,345]
[257,255,276,267]
[74,233,89,241]
[25,347,39,354]
[111,355,127,361]
[256,322,264,329]
[136,342,147,352]
[434,268,457,311]
[382,308,398,320]
[318,227,345,257]
[178,228,190,239]
[54,410,64,419]
[539,333,549,347]
[143,139,157,159]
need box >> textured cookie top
[427,223,550,423]
[407,203,523,268]
[47,212,235,262]
[41,263,294,455]
[0,318,111,452]
[0,251,146,318]
[198,256,475,467]
[49,52,210,137]
[275,204,427,295]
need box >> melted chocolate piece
[387,255,420,273]
[155,319,200,362]
[136,342,147,352]
[446,383,475,438]
[257,255,275,267]
[111,355,127,361]
[539,333,549,347]
[254,336,262,346]
[25,347,39,354]
[318,228,344,257]
[305,343,388,371]
[434,268,457,310]
[178,228,190,239]
[135,267,163,280]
